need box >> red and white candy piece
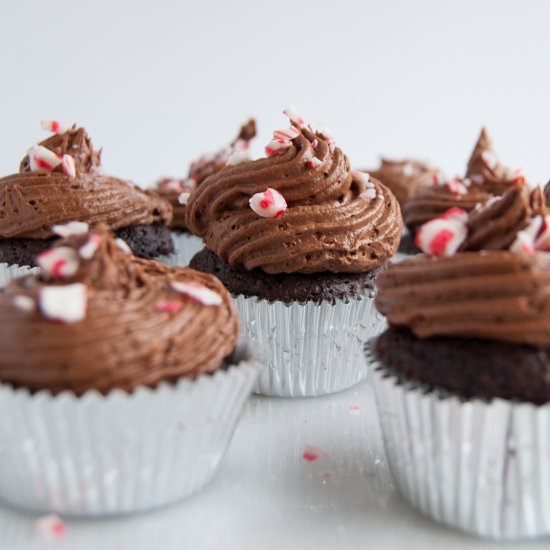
[39,283,87,323]
[226,151,250,166]
[265,139,292,157]
[415,207,468,257]
[78,234,102,260]
[510,231,535,254]
[162,179,185,193]
[37,246,80,278]
[171,280,222,306]
[51,221,89,238]
[249,188,287,218]
[40,120,67,135]
[27,145,62,173]
[446,177,468,196]
[316,124,333,142]
[155,300,183,312]
[115,238,132,254]
[311,138,319,150]
[283,106,306,128]
[273,127,300,141]
[62,154,76,177]
[510,168,526,184]
[35,514,66,539]
[305,157,323,169]
[535,216,550,250]
[178,192,191,205]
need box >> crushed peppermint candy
[305,157,323,169]
[249,188,287,218]
[162,179,185,193]
[171,280,222,306]
[115,238,132,254]
[51,221,89,238]
[415,207,469,256]
[61,154,76,177]
[40,120,66,135]
[361,188,377,200]
[311,138,319,150]
[510,169,526,184]
[302,444,330,462]
[27,145,62,173]
[39,283,87,323]
[265,139,292,157]
[283,106,306,128]
[446,177,469,196]
[13,295,35,312]
[226,151,250,166]
[37,247,80,278]
[273,127,300,141]
[354,171,377,199]
[510,215,550,253]
[316,124,333,141]
[155,300,183,312]
[78,234,102,260]
[35,514,66,539]
[178,192,191,205]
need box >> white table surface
[0,380,546,549]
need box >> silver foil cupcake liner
[0,263,39,288]
[367,341,550,540]
[235,293,387,397]
[158,231,204,267]
[0,339,262,517]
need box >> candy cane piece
[415,208,468,256]
[27,145,62,173]
[115,238,132,254]
[37,247,80,278]
[283,106,306,128]
[316,124,333,141]
[226,151,250,166]
[39,284,87,323]
[79,234,102,260]
[51,221,89,238]
[265,139,292,157]
[171,281,222,306]
[40,120,66,134]
[61,154,76,177]
[273,127,300,141]
[249,188,287,218]
[36,514,66,539]
[305,157,323,169]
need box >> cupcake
[0,120,174,267]
[186,107,402,397]
[401,128,525,253]
[367,187,550,539]
[0,223,261,515]
[155,119,256,265]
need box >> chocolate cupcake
[155,119,256,266]
[401,128,525,253]
[0,223,261,515]
[0,121,174,267]
[367,192,550,539]
[187,107,402,396]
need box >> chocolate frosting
[156,119,257,230]
[186,124,403,274]
[367,158,439,206]
[1,126,172,239]
[544,180,550,207]
[403,128,519,231]
[375,251,550,348]
[0,226,239,395]
[461,185,546,251]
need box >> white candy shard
[39,284,87,323]
[13,295,35,312]
[115,238,132,254]
[51,221,89,238]
[226,151,250,166]
[249,188,287,218]
[40,120,66,134]
[78,234,102,260]
[61,154,76,177]
[37,246,80,278]
[265,139,292,157]
[316,124,333,141]
[171,280,222,306]
[27,145,62,173]
[283,106,306,128]
[178,192,191,205]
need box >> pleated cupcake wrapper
[158,231,204,268]
[234,293,387,397]
[366,341,550,540]
[0,340,262,517]
[0,263,39,288]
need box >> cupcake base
[367,335,550,540]
[0,340,262,517]
[0,223,174,265]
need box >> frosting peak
[186,110,402,274]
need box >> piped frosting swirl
[186,109,402,274]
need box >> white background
[1,2,550,548]
[1,0,549,187]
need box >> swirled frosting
[156,119,257,230]
[375,251,550,347]
[0,226,239,395]
[544,180,550,207]
[403,128,521,231]
[0,126,172,239]
[186,115,402,274]
[367,158,440,206]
